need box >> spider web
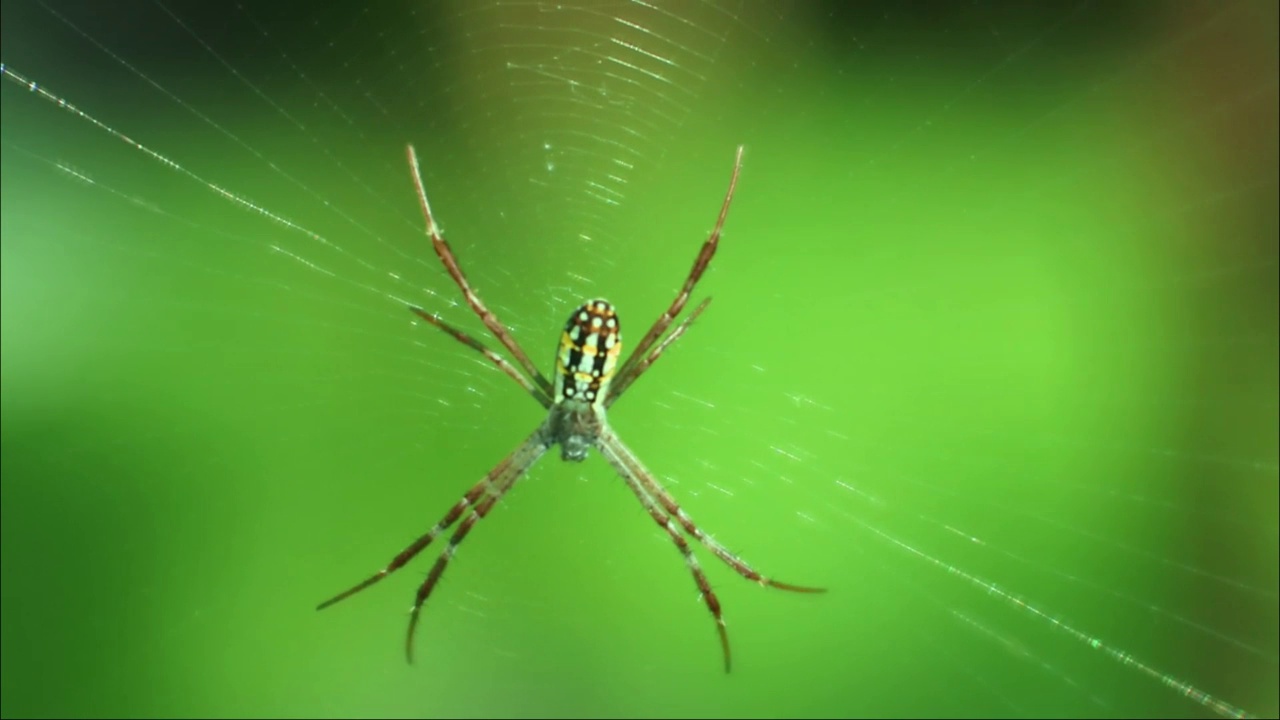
[1,1,1276,718]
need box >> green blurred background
[2,1,1276,717]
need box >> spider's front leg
[318,427,552,664]
[594,430,733,671]
[596,427,826,672]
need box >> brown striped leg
[605,297,711,408]
[404,429,551,662]
[317,428,550,613]
[601,430,826,596]
[409,305,553,409]
[613,145,743,393]
[596,433,732,672]
[405,144,554,399]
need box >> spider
[317,143,824,672]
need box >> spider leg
[317,428,549,612]
[405,144,555,399]
[612,145,743,394]
[601,430,826,595]
[409,305,553,408]
[404,428,551,663]
[595,433,732,672]
[605,296,711,408]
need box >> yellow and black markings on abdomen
[554,299,622,406]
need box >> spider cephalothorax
[318,144,824,672]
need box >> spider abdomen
[553,299,621,408]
